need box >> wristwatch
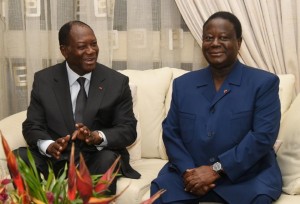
[212,161,224,176]
[97,131,104,144]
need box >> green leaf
[17,152,48,203]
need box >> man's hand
[72,123,103,145]
[183,165,220,196]
[46,135,70,159]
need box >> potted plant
[0,131,165,204]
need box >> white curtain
[0,0,203,119]
[175,0,300,95]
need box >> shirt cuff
[94,131,107,151]
[37,139,54,157]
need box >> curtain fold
[175,0,300,94]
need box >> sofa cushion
[127,83,142,161]
[116,159,167,204]
[0,159,9,178]
[277,93,300,195]
[0,111,27,160]
[273,194,300,204]
[277,74,295,115]
[159,68,189,160]
[119,68,173,158]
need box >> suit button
[209,157,215,163]
[208,131,215,137]
[211,108,215,113]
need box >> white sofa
[0,67,300,204]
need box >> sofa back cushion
[119,68,173,158]
[158,68,189,159]
[126,83,142,161]
[278,74,295,115]
[277,93,300,195]
[0,111,27,160]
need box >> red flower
[46,192,54,204]
[0,178,10,186]
[67,143,76,200]
[1,131,25,195]
[88,184,129,204]
[0,179,9,202]
[76,153,93,204]
[141,189,166,204]
[94,155,121,193]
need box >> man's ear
[60,45,68,58]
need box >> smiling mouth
[84,58,96,64]
[209,52,223,57]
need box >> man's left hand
[183,165,220,196]
[72,123,102,145]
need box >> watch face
[213,162,222,172]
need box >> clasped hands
[183,165,220,196]
[46,123,102,159]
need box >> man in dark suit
[15,20,140,194]
[151,12,282,203]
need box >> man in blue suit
[151,11,282,204]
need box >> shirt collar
[66,62,92,86]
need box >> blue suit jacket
[153,61,282,203]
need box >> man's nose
[211,38,221,46]
[86,46,96,54]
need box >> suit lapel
[210,84,231,109]
[202,61,243,109]
[84,65,107,127]
[197,68,215,103]
[52,63,76,132]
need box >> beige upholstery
[0,68,298,204]
[0,111,27,159]
[277,94,300,195]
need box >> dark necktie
[75,77,87,123]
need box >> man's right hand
[183,166,218,196]
[46,135,70,159]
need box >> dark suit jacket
[23,62,140,179]
[153,61,282,203]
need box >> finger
[200,184,215,195]
[190,183,199,193]
[84,129,89,135]
[59,136,70,145]
[190,185,210,196]
[75,123,84,129]
[64,135,71,142]
[184,174,197,187]
[72,130,79,140]
[85,132,94,145]
[49,145,61,159]
[202,185,209,193]
[184,181,195,192]
[52,142,62,151]
[209,183,216,189]
[79,127,88,135]
[57,138,65,145]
